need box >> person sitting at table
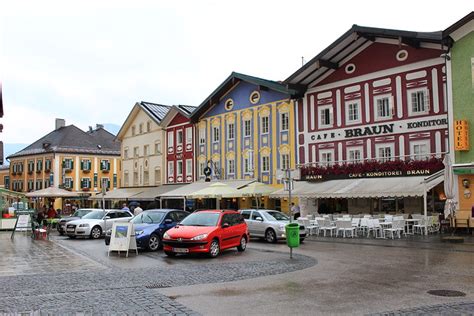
[47,206,57,219]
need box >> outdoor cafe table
[379,221,392,238]
[405,218,420,235]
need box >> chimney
[89,126,93,132]
[55,118,65,130]
[96,124,104,130]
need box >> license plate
[173,248,189,253]
[67,228,75,232]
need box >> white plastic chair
[318,219,336,237]
[414,217,427,235]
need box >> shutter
[81,161,84,170]
[329,108,334,125]
[107,161,110,171]
[62,160,66,168]
[71,160,74,169]
[88,179,91,188]
[71,180,74,189]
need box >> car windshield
[81,211,106,220]
[132,211,165,224]
[74,209,91,217]
[179,212,220,227]
[264,211,289,221]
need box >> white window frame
[177,129,183,146]
[281,154,290,170]
[319,105,334,128]
[244,120,251,137]
[346,146,363,163]
[345,99,362,124]
[143,145,149,156]
[168,161,174,178]
[124,171,129,187]
[244,157,250,174]
[147,121,151,132]
[186,127,192,145]
[186,159,193,176]
[81,178,91,189]
[374,94,393,121]
[154,167,161,185]
[410,140,430,161]
[319,149,334,166]
[177,160,183,177]
[408,87,430,116]
[199,162,206,177]
[64,177,73,189]
[155,140,161,155]
[124,148,129,159]
[228,159,235,175]
[261,156,270,172]
[168,131,174,148]
[212,126,220,143]
[261,116,269,134]
[375,143,395,162]
[199,128,206,144]
[281,112,289,131]
[228,123,235,140]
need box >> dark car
[57,208,98,235]
[105,209,189,251]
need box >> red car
[162,210,249,258]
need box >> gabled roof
[285,25,443,87]
[160,105,197,128]
[7,125,120,159]
[190,72,304,121]
[443,11,474,42]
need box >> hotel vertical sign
[454,120,469,151]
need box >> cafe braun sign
[454,120,469,151]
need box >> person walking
[121,203,130,211]
[133,203,143,216]
[291,202,301,220]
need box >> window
[134,147,139,158]
[347,147,362,163]
[36,160,43,172]
[124,171,129,187]
[63,158,73,170]
[186,159,193,176]
[45,159,51,171]
[168,132,174,148]
[147,121,151,132]
[376,144,394,162]
[199,162,206,177]
[411,141,430,160]
[64,177,73,189]
[199,128,206,144]
[155,167,161,185]
[28,160,34,173]
[186,127,192,146]
[262,156,270,172]
[244,120,251,137]
[139,123,143,134]
[319,106,333,127]
[375,95,392,120]
[261,116,269,134]
[133,171,138,186]
[228,159,235,174]
[168,161,174,178]
[244,157,252,173]
[251,211,262,220]
[281,154,290,170]
[281,112,289,131]
[241,210,251,219]
[213,126,220,143]
[131,125,136,136]
[144,170,149,185]
[177,160,183,176]
[28,180,34,191]
[319,150,334,166]
[144,145,149,156]
[228,123,235,140]
[100,160,110,171]
[44,179,50,188]
[101,178,110,189]
[124,148,129,159]
[177,130,183,146]
[81,159,91,171]
[346,100,361,123]
[81,178,91,189]
[408,88,429,115]
[36,180,43,190]
[155,141,161,155]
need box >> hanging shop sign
[302,168,435,181]
[454,120,470,151]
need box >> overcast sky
[1,1,472,144]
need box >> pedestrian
[121,203,130,211]
[133,203,143,216]
[291,202,301,220]
[47,206,57,219]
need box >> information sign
[108,222,138,257]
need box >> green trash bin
[285,223,300,248]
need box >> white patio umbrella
[443,155,457,220]
[238,182,277,210]
[25,186,80,198]
[188,182,240,209]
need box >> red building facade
[161,105,196,184]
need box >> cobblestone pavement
[0,233,316,315]
[370,301,474,315]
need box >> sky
[1,0,472,146]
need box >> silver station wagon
[238,209,306,243]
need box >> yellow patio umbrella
[188,182,241,209]
[238,182,277,210]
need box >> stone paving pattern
[370,301,474,315]
[0,234,316,314]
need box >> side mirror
[222,223,230,228]
[104,216,111,220]
[164,219,173,224]
[255,217,263,222]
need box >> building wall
[196,81,296,185]
[0,167,9,188]
[120,109,165,187]
[297,43,448,165]
[165,113,194,184]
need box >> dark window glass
[241,211,251,219]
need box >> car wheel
[300,237,305,243]
[90,226,102,239]
[208,239,220,258]
[237,236,247,252]
[148,234,161,251]
[164,251,176,257]
[59,231,64,236]
[265,229,277,243]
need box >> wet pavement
[0,231,472,315]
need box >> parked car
[66,209,133,239]
[162,210,249,258]
[238,209,306,243]
[105,209,189,251]
[57,208,98,235]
